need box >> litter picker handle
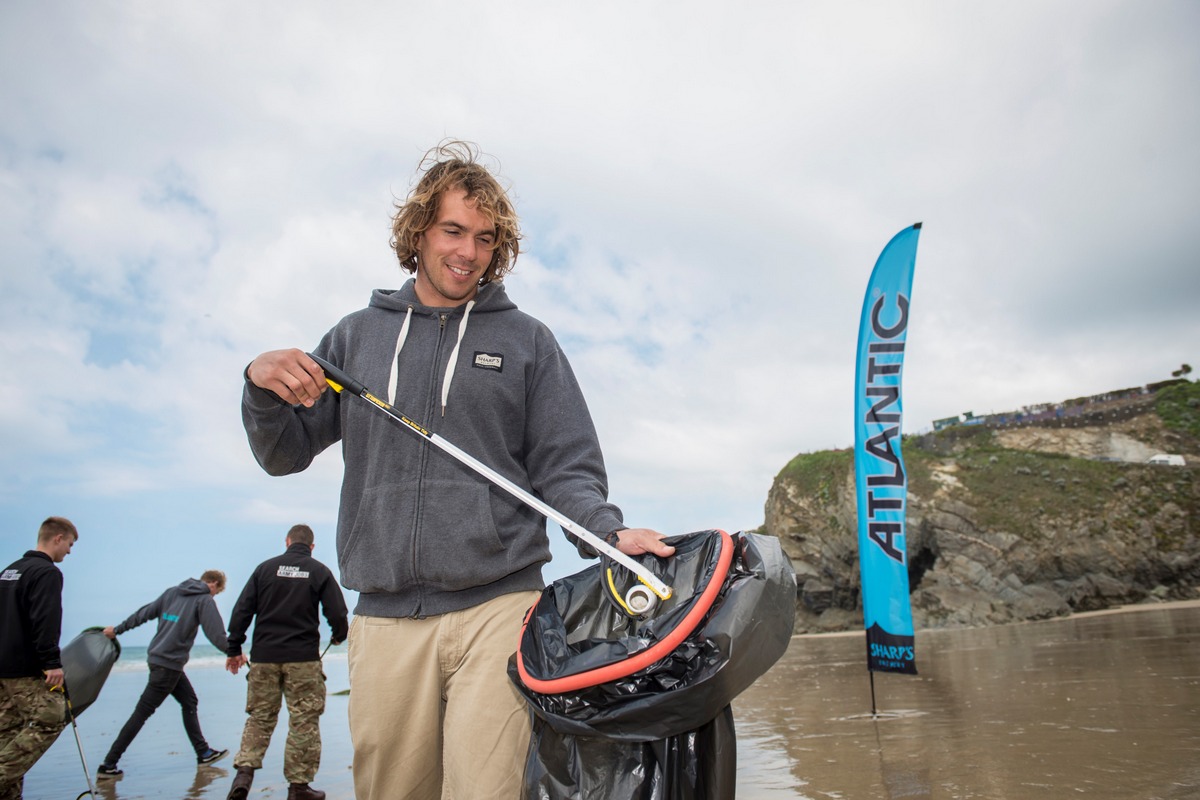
[305,353,673,600]
[309,353,365,396]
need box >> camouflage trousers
[235,660,326,784]
[0,676,67,799]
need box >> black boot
[287,783,326,800]
[227,766,255,800]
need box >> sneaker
[197,747,229,765]
[96,763,123,779]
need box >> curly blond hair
[390,140,521,284]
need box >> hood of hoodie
[178,577,212,596]
[367,278,517,315]
[369,279,518,412]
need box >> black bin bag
[509,529,797,799]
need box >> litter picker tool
[54,685,97,800]
[307,353,673,602]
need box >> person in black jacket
[0,516,77,800]
[223,525,348,800]
[96,570,231,780]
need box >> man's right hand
[102,626,116,639]
[246,348,328,408]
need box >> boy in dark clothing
[96,569,231,780]
[223,524,348,800]
[0,517,77,800]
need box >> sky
[2,2,1197,645]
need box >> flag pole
[853,223,923,712]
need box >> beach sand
[19,598,1200,799]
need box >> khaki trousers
[347,590,539,800]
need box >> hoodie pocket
[340,483,420,593]
[340,480,509,594]
[417,479,509,591]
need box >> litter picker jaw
[306,353,673,601]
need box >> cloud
[1,1,1197,626]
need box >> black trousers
[104,665,208,764]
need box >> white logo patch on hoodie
[473,352,503,372]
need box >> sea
[20,600,1200,799]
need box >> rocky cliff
[763,382,1200,633]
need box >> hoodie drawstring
[441,300,474,416]
[387,300,474,414]
[386,307,413,405]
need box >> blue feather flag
[854,223,921,675]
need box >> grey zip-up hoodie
[242,280,626,618]
[115,578,229,670]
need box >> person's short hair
[286,524,314,546]
[200,569,226,592]
[390,140,521,285]
[38,516,78,545]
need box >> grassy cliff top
[774,380,1199,542]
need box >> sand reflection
[734,601,1200,800]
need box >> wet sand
[21,599,1200,799]
[23,647,357,800]
[733,599,1200,799]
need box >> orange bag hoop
[516,529,734,695]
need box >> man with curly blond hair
[241,140,673,799]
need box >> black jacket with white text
[226,542,349,664]
[0,551,64,678]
